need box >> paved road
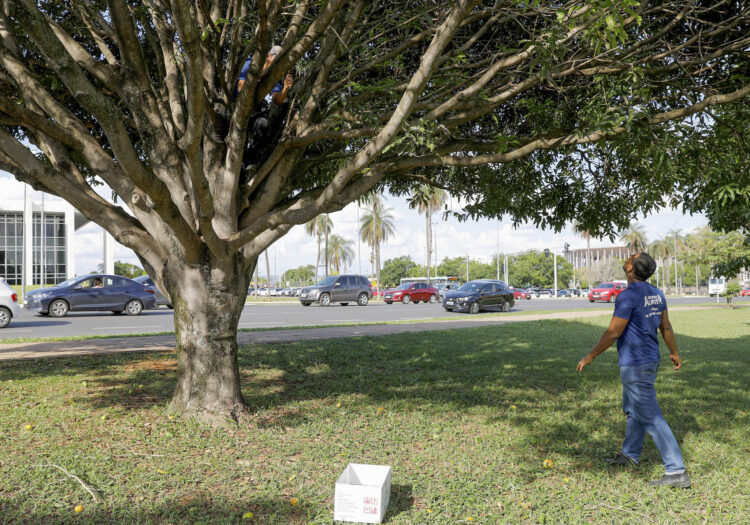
[1,295,736,340]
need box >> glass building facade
[0,213,23,285]
[0,211,66,285]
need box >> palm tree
[573,220,593,289]
[327,234,355,274]
[649,237,671,292]
[408,185,448,282]
[359,194,395,295]
[619,221,648,253]
[305,214,333,281]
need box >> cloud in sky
[1,172,708,279]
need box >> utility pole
[673,235,678,295]
[496,220,500,280]
[504,256,509,285]
[466,255,469,282]
[357,204,361,275]
[433,221,438,280]
[41,192,45,286]
[553,236,558,298]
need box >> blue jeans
[620,362,685,473]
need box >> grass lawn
[1,309,748,524]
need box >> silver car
[0,279,21,328]
[299,275,372,306]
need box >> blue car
[442,279,515,314]
[24,274,156,317]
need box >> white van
[0,279,21,328]
[708,277,726,297]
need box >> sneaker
[604,453,639,468]
[649,471,691,488]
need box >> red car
[588,282,627,303]
[383,282,439,304]
[512,288,531,300]
[740,288,750,296]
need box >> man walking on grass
[576,252,690,488]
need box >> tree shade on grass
[1,309,748,523]
[1,2,749,421]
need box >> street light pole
[553,236,558,298]
[433,220,438,280]
[496,220,500,280]
[673,234,678,295]
[357,204,361,275]
[466,255,469,282]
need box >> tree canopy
[2,0,748,421]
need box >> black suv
[443,279,515,314]
[299,275,373,306]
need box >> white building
[0,182,94,286]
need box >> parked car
[383,282,439,304]
[526,287,540,297]
[588,282,627,303]
[24,274,156,317]
[512,288,531,300]
[443,279,514,314]
[538,289,554,298]
[299,275,372,306]
[741,288,750,297]
[133,275,172,308]
[557,289,571,298]
[0,279,21,329]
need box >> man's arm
[271,74,294,106]
[576,316,629,372]
[659,310,682,370]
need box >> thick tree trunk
[168,258,250,424]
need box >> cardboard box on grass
[334,463,391,524]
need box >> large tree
[1,1,749,421]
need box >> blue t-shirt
[234,58,283,99]
[612,281,666,366]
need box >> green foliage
[281,265,315,286]
[380,256,417,287]
[721,282,742,308]
[114,261,146,279]
[501,251,574,288]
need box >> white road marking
[92,326,164,330]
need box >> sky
[1,172,709,280]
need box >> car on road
[133,275,172,308]
[383,282,439,304]
[0,279,21,329]
[435,283,460,298]
[512,288,531,300]
[443,279,514,314]
[23,274,156,317]
[741,288,750,297]
[299,274,372,306]
[588,281,627,303]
